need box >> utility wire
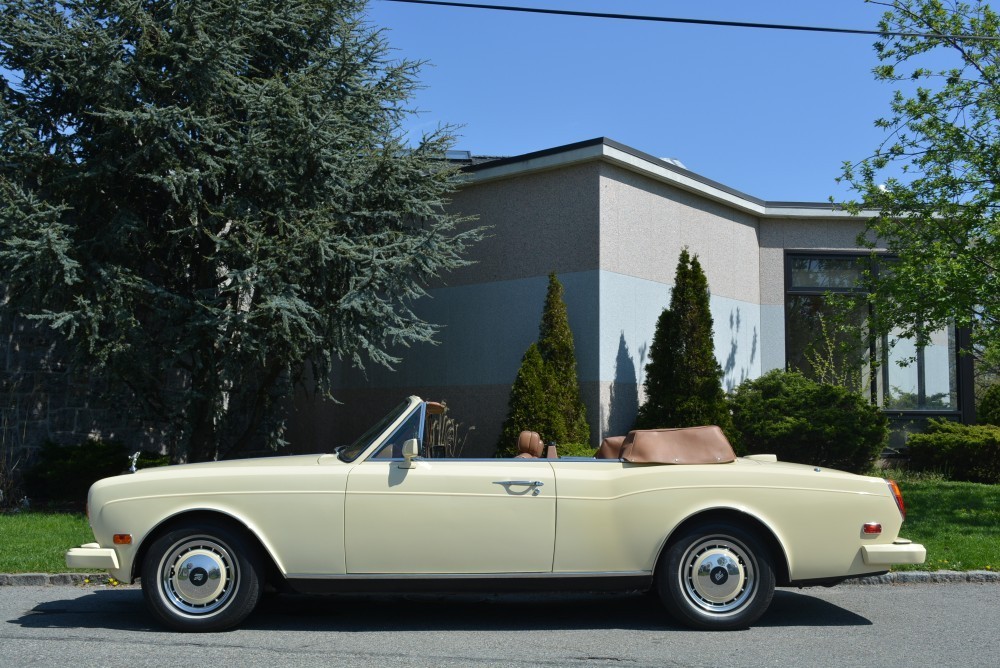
[383,0,1000,41]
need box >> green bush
[729,370,887,474]
[23,440,168,508]
[556,442,597,457]
[906,420,1000,484]
[978,384,1000,426]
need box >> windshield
[336,400,414,463]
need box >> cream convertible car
[67,396,925,632]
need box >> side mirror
[399,438,420,469]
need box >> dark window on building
[784,252,963,417]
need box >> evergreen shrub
[978,384,1000,426]
[556,442,598,457]
[906,420,1000,484]
[23,441,169,508]
[729,370,887,474]
[497,274,589,455]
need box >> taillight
[887,479,906,520]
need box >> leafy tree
[0,0,480,462]
[636,249,732,433]
[497,273,589,455]
[841,0,1000,370]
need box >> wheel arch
[656,507,791,586]
[132,509,285,588]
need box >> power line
[383,0,1000,41]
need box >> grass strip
[891,478,1000,571]
[0,512,94,573]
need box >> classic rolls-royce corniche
[67,396,925,632]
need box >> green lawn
[1,478,998,574]
[891,477,1000,571]
[0,512,94,573]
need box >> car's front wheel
[657,522,775,630]
[141,521,263,632]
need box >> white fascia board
[600,144,768,216]
[761,204,876,220]
[463,140,874,221]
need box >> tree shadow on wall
[723,307,757,393]
[607,332,639,437]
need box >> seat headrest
[516,430,543,458]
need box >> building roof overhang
[461,137,871,221]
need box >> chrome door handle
[494,480,544,496]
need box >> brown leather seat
[596,435,626,460]
[515,431,543,458]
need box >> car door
[344,457,556,574]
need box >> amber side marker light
[887,479,906,520]
[113,534,132,545]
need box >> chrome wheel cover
[679,535,757,614]
[158,537,238,616]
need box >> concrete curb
[0,573,121,586]
[2,571,1000,586]
[847,570,1000,585]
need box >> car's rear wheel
[657,521,775,630]
[141,521,263,632]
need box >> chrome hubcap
[159,538,237,616]
[680,536,756,614]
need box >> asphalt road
[2,583,998,667]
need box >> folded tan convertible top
[597,425,736,464]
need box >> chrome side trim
[284,571,654,595]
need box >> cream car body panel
[67,395,925,631]
[548,458,910,580]
[345,459,555,573]
[79,454,351,582]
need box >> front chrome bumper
[66,543,120,570]
[861,539,927,566]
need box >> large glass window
[785,293,869,394]
[785,253,960,414]
[880,326,958,410]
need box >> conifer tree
[496,343,550,456]
[636,249,732,433]
[537,273,589,445]
[497,273,589,455]
[0,0,480,462]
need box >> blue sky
[365,0,903,202]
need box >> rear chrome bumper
[66,543,120,570]
[861,539,926,566]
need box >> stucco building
[288,138,974,456]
